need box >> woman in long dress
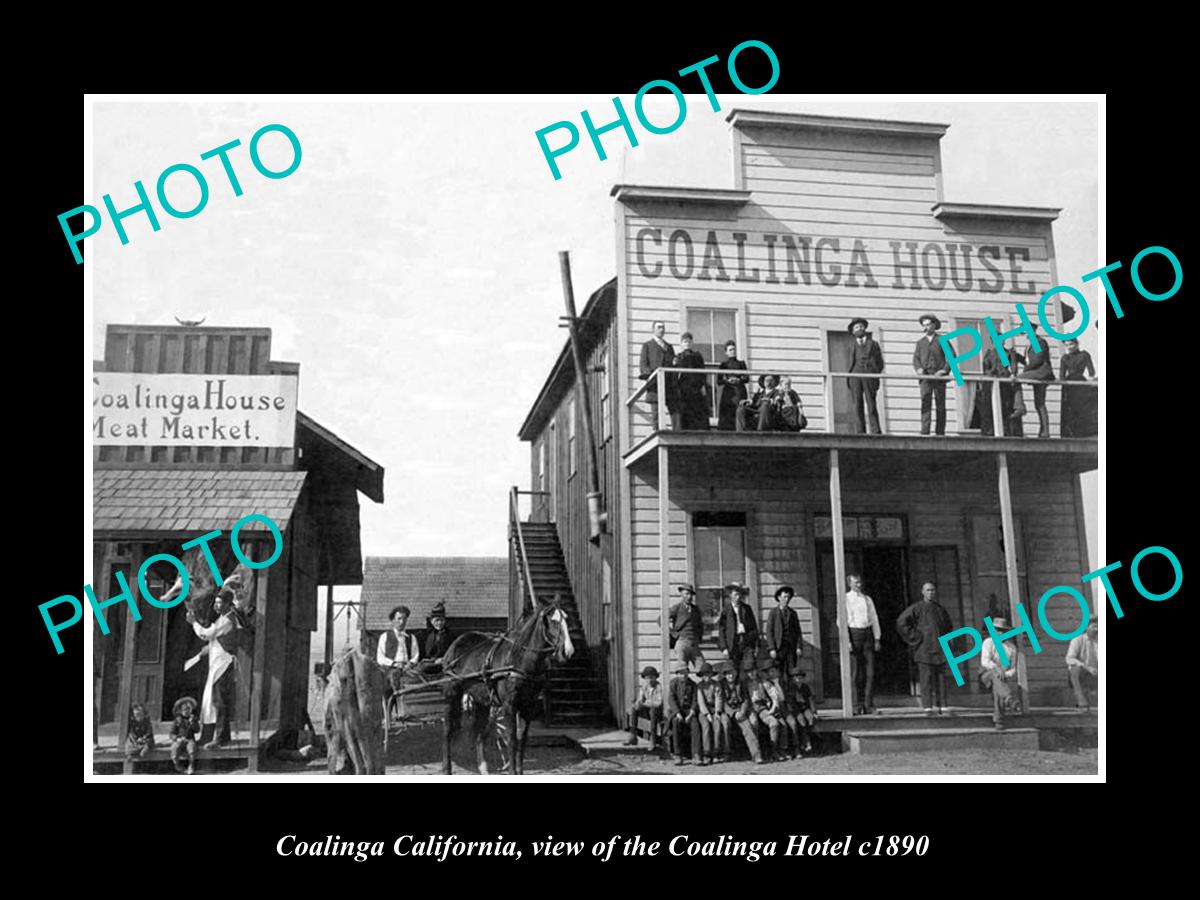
[716,340,748,431]
[1059,339,1097,437]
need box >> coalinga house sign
[633,227,1041,294]
[92,373,298,445]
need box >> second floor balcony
[624,367,1099,470]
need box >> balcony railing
[626,367,1098,444]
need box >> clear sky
[92,96,1099,610]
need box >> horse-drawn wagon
[325,596,575,775]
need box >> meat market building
[92,323,384,772]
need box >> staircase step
[843,727,1038,754]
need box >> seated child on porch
[126,703,155,760]
[170,696,200,774]
[767,377,807,432]
[624,666,664,749]
[787,672,816,754]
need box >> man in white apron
[187,587,240,749]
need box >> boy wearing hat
[668,584,706,670]
[718,665,764,764]
[666,662,702,766]
[786,672,817,754]
[848,317,885,434]
[169,695,200,774]
[912,314,951,435]
[694,662,724,765]
[765,585,802,679]
[624,666,664,749]
[752,664,795,762]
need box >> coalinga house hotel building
[517,110,1098,723]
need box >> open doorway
[817,543,913,701]
[825,327,888,434]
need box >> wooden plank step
[843,727,1038,754]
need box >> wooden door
[826,332,856,433]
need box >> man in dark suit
[764,585,802,678]
[638,320,675,430]
[912,313,951,435]
[1017,322,1055,438]
[667,584,705,670]
[897,582,955,715]
[718,583,759,674]
[848,317,884,434]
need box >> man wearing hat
[735,374,778,431]
[423,602,454,662]
[668,584,706,670]
[848,318,885,434]
[624,665,664,749]
[1014,321,1055,438]
[718,663,764,764]
[980,618,1023,730]
[717,583,759,674]
[186,586,242,749]
[666,662,702,765]
[765,585,803,679]
[912,314,951,435]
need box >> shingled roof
[93,469,307,536]
[361,557,508,632]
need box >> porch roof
[93,469,308,537]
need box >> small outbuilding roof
[361,556,509,632]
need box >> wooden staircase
[517,521,612,728]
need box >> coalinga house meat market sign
[93,373,298,446]
[633,227,1043,294]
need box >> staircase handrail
[509,485,540,610]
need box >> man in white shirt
[377,605,420,717]
[839,574,881,715]
[1066,620,1098,711]
[980,618,1023,730]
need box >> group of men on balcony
[638,316,1096,438]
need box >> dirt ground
[254,721,1097,778]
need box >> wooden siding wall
[96,326,295,467]
[629,454,1088,704]
[622,126,1063,447]
[526,317,624,719]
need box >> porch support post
[116,545,143,767]
[323,581,335,673]
[996,451,1029,696]
[658,444,671,678]
[829,449,854,717]
[248,549,270,774]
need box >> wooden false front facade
[92,324,384,771]
[519,111,1098,720]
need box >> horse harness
[458,608,562,706]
